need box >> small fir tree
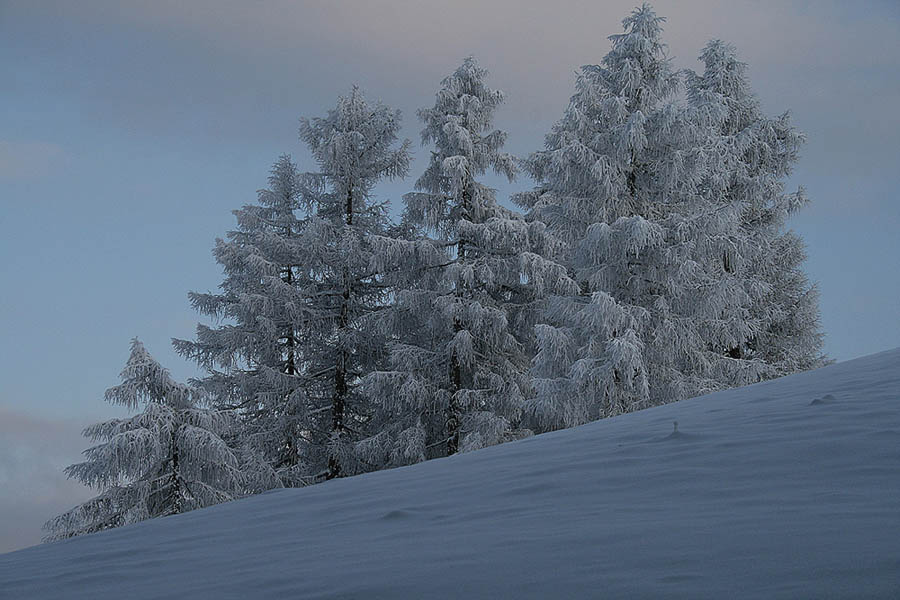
[43,339,252,541]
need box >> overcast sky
[2,0,898,553]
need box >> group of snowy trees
[45,4,824,541]
[518,8,823,429]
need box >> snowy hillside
[3,349,899,599]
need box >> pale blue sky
[1,0,898,552]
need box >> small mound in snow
[654,420,704,442]
[810,393,838,405]
[2,349,899,599]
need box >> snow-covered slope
[3,349,899,599]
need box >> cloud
[7,1,896,159]
[0,407,94,553]
[0,141,64,179]
[18,1,897,82]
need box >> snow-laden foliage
[177,88,419,482]
[43,4,825,529]
[173,155,317,486]
[517,4,681,250]
[517,4,824,431]
[364,57,577,458]
[685,40,825,375]
[517,4,680,428]
[43,340,256,541]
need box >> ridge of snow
[2,348,899,599]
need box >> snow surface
[3,349,899,599]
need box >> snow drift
[3,349,899,599]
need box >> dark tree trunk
[280,218,298,475]
[170,426,182,515]
[723,250,734,274]
[446,183,471,457]
[327,186,354,480]
[447,330,462,456]
[282,266,296,375]
[627,169,637,203]
[328,297,349,480]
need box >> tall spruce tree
[174,155,319,486]
[686,40,825,376]
[177,89,412,482]
[44,339,250,541]
[518,4,687,428]
[364,57,575,457]
[297,87,412,478]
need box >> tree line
[45,4,824,541]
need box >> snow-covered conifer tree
[295,87,412,478]
[174,155,316,486]
[686,40,825,376]
[518,4,686,428]
[178,89,413,481]
[365,58,575,457]
[43,339,251,541]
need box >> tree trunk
[282,266,296,375]
[281,221,298,476]
[723,250,734,274]
[447,335,462,456]
[627,148,638,216]
[446,183,470,457]
[328,292,349,480]
[171,425,182,515]
[328,186,354,480]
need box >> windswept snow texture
[3,349,900,599]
